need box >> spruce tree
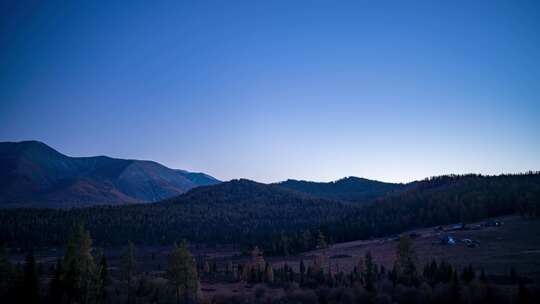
[166,242,199,304]
[0,245,13,298]
[396,235,417,285]
[22,250,40,304]
[121,241,137,304]
[364,251,375,292]
[461,264,475,284]
[264,262,274,283]
[316,231,327,249]
[480,269,487,282]
[299,260,306,284]
[97,252,110,302]
[48,259,63,304]
[62,223,96,304]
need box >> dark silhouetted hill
[275,176,407,202]
[1,173,538,254]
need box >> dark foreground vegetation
[1,173,539,256]
[1,224,539,304]
[1,173,539,303]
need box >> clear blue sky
[1,0,539,183]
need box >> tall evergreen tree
[22,250,40,304]
[364,251,376,291]
[95,250,110,302]
[62,223,97,304]
[264,262,274,283]
[396,235,417,285]
[166,242,199,304]
[0,245,13,299]
[316,231,327,249]
[299,260,306,284]
[48,259,63,304]
[121,241,137,304]
[461,264,475,284]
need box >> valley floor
[196,215,540,299]
[7,215,540,302]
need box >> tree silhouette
[166,242,199,304]
[22,250,39,304]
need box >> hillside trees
[0,173,539,256]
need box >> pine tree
[62,223,96,304]
[396,235,417,285]
[518,279,530,304]
[510,267,518,284]
[364,251,375,291]
[264,262,274,283]
[279,233,290,255]
[166,242,199,304]
[48,260,63,304]
[316,231,327,249]
[389,262,398,287]
[461,264,475,284]
[226,261,233,279]
[356,256,365,282]
[121,241,137,304]
[301,230,313,250]
[450,271,460,302]
[97,253,110,302]
[0,245,13,298]
[299,260,306,284]
[22,251,40,304]
[203,260,210,275]
[480,269,487,282]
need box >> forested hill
[0,173,538,255]
[163,178,331,205]
[275,176,407,202]
[326,173,540,243]
[0,179,355,251]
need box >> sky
[1,0,539,183]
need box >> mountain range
[0,141,220,208]
[0,140,408,208]
[2,172,538,251]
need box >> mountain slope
[0,179,356,251]
[0,141,220,208]
[275,176,407,202]
[1,174,539,254]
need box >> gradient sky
[1,0,539,183]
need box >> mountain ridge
[0,140,220,208]
[1,172,538,252]
[275,176,408,202]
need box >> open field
[198,215,540,298]
[296,215,540,280]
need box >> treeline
[0,225,199,304]
[2,229,539,304]
[275,176,407,202]
[207,237,539,304]
[0,174,539,255]
[0,180,354,253]
[323,173,540,243]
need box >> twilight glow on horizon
[1,0,539,183]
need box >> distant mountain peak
[0,140,220,208]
